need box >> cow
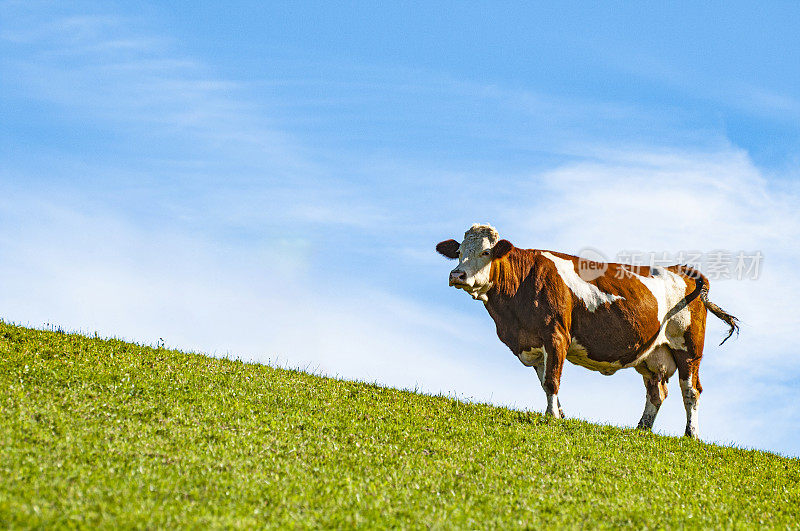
[436,223,739,438]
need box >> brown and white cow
[436,223,739,438]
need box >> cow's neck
[485,247,538,304]
[484,285,522,320]
[483,288,526,354]
[482,249,540,353]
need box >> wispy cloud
[0,5,391,239]
[593,44,800,122]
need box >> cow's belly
[517,340,658,374]
[565,337,683,377]
[517,341,636,375]
[565,340,625,375]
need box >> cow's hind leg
[674,306,706,439]
[677,363,702,438]
[635,367,668,430]
[674,346,704,438]
[635,345,676,431]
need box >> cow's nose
[450,270,467,284]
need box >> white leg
[545,393,562,418]
[534,362,563,419]
[680,378,700,438]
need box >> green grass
[1,320,798,529]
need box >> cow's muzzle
[449,270,468,287]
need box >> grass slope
[1,321,798,529]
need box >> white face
[450,234,494,300]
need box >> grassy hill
[1,321,798,528]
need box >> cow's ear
[436,239,460,259]
[492,239,513,259]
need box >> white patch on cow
[643,345,678,379]
[680,378,700,438]
[450,224,497,302]
[630,267,667,322]
[546,392,561,418]
[628,266,692,351]
[540,252,624,312]
[518,347,545,367]
[565,339,623,375]
[534,363,545,385]
[540,346,547,383]
[465,284,492,302]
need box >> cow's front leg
[541,334,568,418]
[534,363,564,418]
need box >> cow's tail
[701,282,740,345]
[684,267,740,345]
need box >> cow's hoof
[636,416,655,431]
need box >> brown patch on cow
[484,250,714,375]
[544,252,663,366]
[485,248,573,395]
[485,248,679,393]
[485,248,669,366]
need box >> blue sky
[2,1,800,456]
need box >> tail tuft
[700,283,740,345]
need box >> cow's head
[436,223,513,301]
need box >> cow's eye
[481,249,491,256]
